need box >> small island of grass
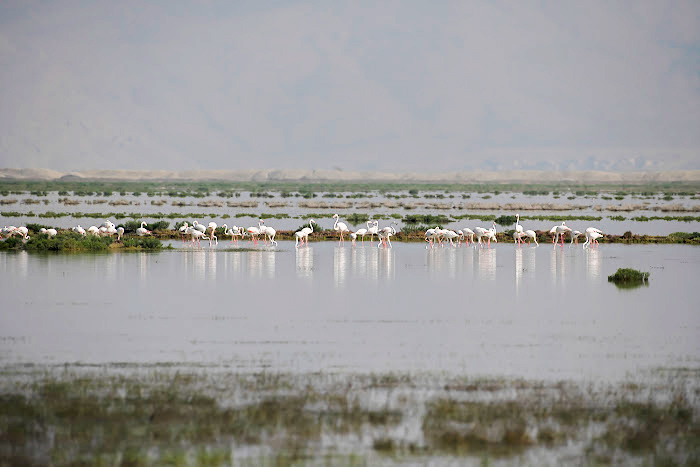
[608,268,650,286]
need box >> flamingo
[570,230,583,247]
[116,227,124,241]
[443,229,460,247]
[87,226,100,236]
[515,214,524,244]
[188,227,209,248]
[208,222,218,247]
[474,226,490,248]
[378,223,396,248]
[260,220,277,247]
[378,222,397,248]
[461,228,475,246]
[246,220,263,246]
[1,226,17,238]
[553,221,572,247]
[354,221,371,244]
[584,227,604,248]
[193,221,207,233]
[485,222,498,248]
[222,224,238,244]
[295,219,315,248]
[350,232,357,246]
[178,222,190,243]
[136,222,151,236]
[332,214,349,245]
[367,220,379,246]
[73,225,86,237]
[522,229,538,246]
[12,226,29,240]
[425,227,439,248]
[40,228,58,237]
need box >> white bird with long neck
[425,227,438,248]
[583,227,604,248]
[522,229,538,246]
[246,220,263,246]
[208,222,218,247]
[12,226,29,240]
[188,227,209,248]
[116,227,124,241]
[461,227,475,246]
[474,226,489,248]
[178,222,190,243]
[295,219,315,248]
[260,220,277,247]
[354,220,371,244]
[367,220,379,246]
[514,214,524,244]
[73,225,86,237]
[570,230,583,247]
[553,221,572,247]
[193,221,207,233]
[485,222,497,248]
[378,223,397,248]
[136,222,151,236]
[40,228,58,237]
[87,226,100,236]
[332,214,349,245]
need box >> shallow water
[1,242,698,381]
[2,190,699,235]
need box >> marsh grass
[607,268,650,289]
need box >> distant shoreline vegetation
[0,179,699,196]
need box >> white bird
[425,227,439,248]
[332,214,349,245]
[87,226,100,236]
[178,222,190,243]
[443,229,460,247]
[193,221,207,233]
[514,214,524,244]
[485,222,498,248]
[188,227,209,248]
[570,230,583,247]
[474,226,490,248]
[12,226,29,240]
[116,227,124,241]
[260,220,277,247]
[553,221,572,247]
[73,225,86,237]
[207,222,218,247]
[583,227,604,249]
[40,228,58,237]
[354,220,371,244]
[377,224,397,248]
[136,222,151,236]
[522,229,538,246]
[1,226,17,238]
[246,220,263,245]
[461,228,475,246]
[367,220,379,246]
[295,219,315,248]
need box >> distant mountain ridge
[1,168,699,184]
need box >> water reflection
[515,248,523,295]
[208,250,217,279]
[296,247,313,278]
[428,248,458,279]
[379,248,395,281]
[550,248,566,286]
[249,251,276,279]
[586,248,601,281]
[333,247,347,288]
[477,248,496,280]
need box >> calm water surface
[1,242,698,381]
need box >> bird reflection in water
[182,249,207,281]
[515,247,523,295]
[248,251,275,279]
[427,248,458,278]
[379,247,395,281]
[586,248,601,281]
[549,248,566,286]
[296,246,313,278]
[477,248,496,280]
[333,246,347,288]
[138,252,149,281]
[207,250,217,279]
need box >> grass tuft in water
[607,268,650,285]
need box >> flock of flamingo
[1,213,604,249]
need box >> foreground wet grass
[0,366,698,465]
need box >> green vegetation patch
[607,268,650,287]
[25,233,113,252]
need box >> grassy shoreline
[0,365,697,465]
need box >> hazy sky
[0,0,698,172]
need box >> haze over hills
[0,2,698,172]
[1,168,699,184]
